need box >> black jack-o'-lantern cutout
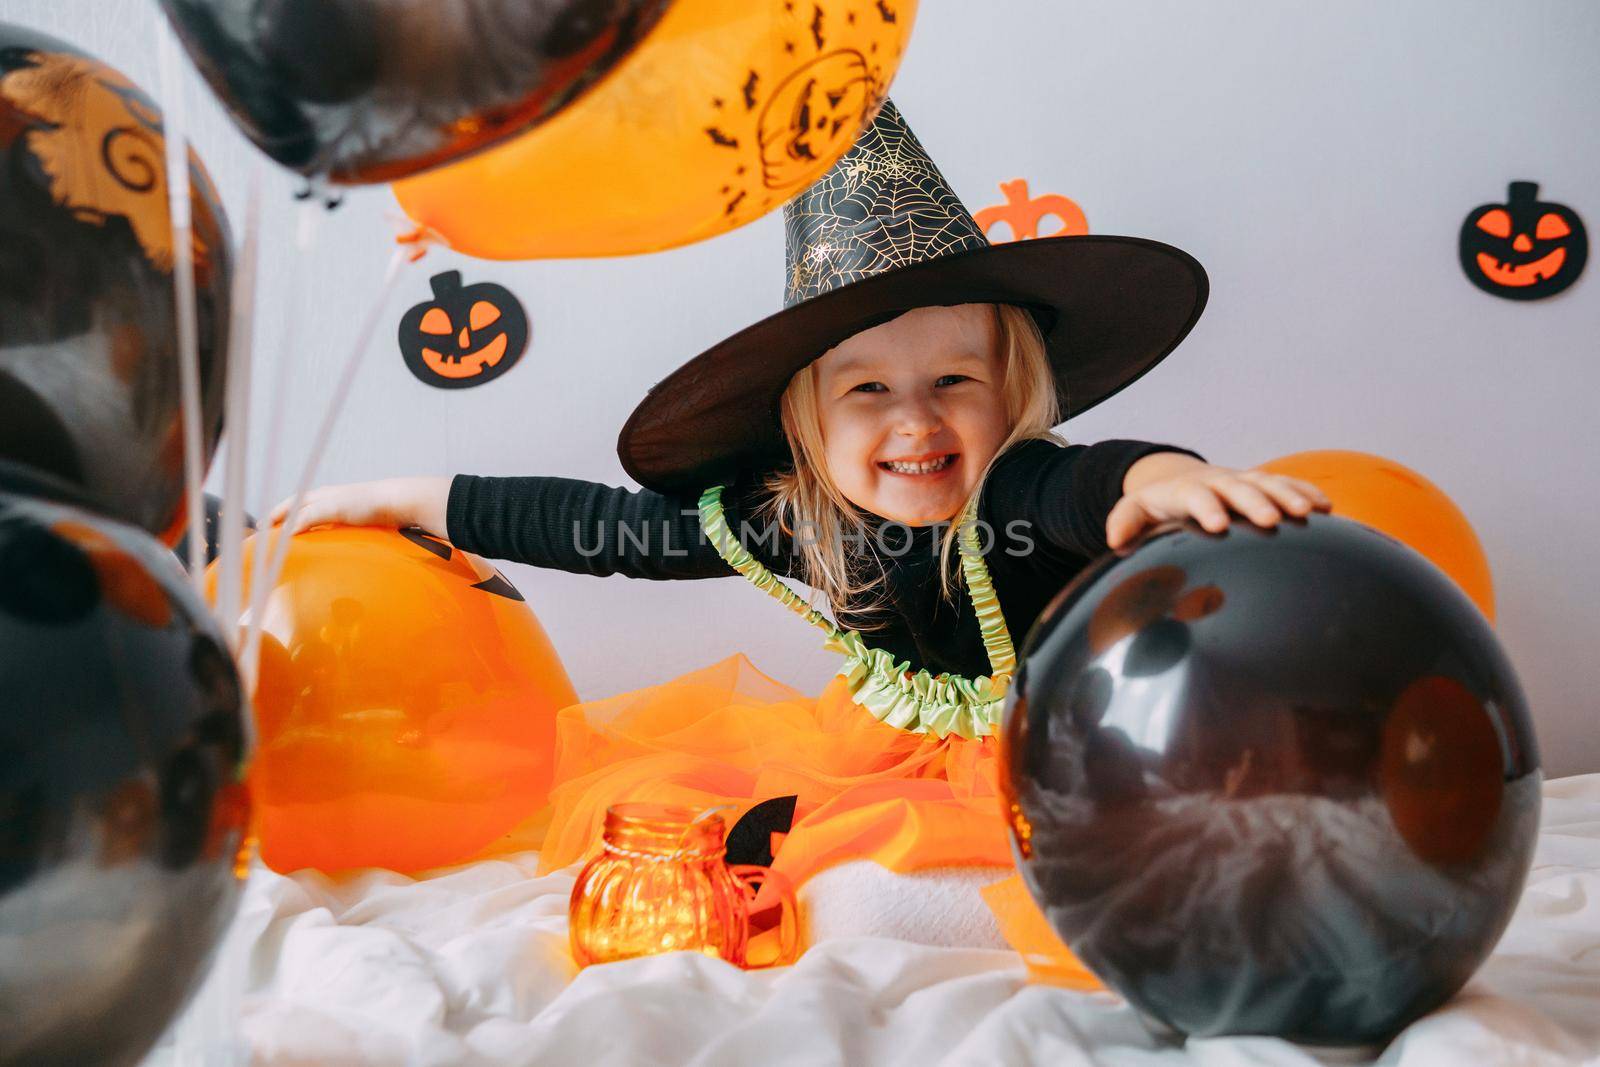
[1459,181,1587,300]
[397,270,528,388]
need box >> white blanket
[146,775,1600,1066]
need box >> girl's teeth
[883,455,953,474]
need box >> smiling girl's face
[814,303,1010,526]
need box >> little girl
[278,101,1327,956]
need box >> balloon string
[158,29,230,1067]
[239,198,319,694]
[241,245,412,691]
[157,23,206,598]
[216,168,261,668]
[395,222,440,262]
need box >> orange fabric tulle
[536,654,1008,879]
[532,652,1102,988]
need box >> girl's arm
[989,440,1330,557]
[273,474,783,581]
[446,474,746,580]
[1107,454,1329,549]
[987,439,1208,559]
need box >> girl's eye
[936,375,970,387]
[851,382,886,394]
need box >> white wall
[7,1,1598,775]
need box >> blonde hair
[754,303,1063,632]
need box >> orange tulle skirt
[528,653,1100,988]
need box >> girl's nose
[891,396,942,435]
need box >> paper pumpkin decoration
[1459,181,1587,300]
[393,0,920,259]
[973,179,1087,243]
[213,524,577,873]
[724,794,797,867]
[397,271,529,388]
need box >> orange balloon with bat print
[394,0,920,258]
[211,525,577,873]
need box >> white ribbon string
[240,245,412,689]
[216,168,261,669]
[157,23,206,595]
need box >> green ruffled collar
[697,487,1016,740]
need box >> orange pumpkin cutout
[974,179,1087,243]
[211,525,577,873]
[397,271,529,389]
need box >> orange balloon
[212,526,577,874]
[1259,450,1495,621]
[394,0,919,259]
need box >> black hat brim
[618,234,1208,494]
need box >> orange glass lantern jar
[569,804,798,968]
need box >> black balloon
[0,24,232,541]
[0,488,250,1067]
[158,0,676,184]
[173,492,256,569]
[1001,513,1540,1046]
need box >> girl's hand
[267,476,453,536]
[1106,455,1331,551]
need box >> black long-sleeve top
[447,438,1204,679]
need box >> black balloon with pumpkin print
[0,485,250,1067]
[0,23,232,541]
[1459,181,1587,300]
[1001,512,1540,1045]
[396,270,529,389]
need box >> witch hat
[618,99,1208,494]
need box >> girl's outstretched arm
[445,473,781,580]
[270,474,785,581]
[1106,455,1330,549]
[987,439,1208,560]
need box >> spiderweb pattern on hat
[782,101,989,305]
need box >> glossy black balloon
[173,492,256,569]
[0,488,250,1067]
[0,24,231,540]
[1001,513,1540,1046]
[159,0,675,184]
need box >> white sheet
[145,775,1600,1067]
